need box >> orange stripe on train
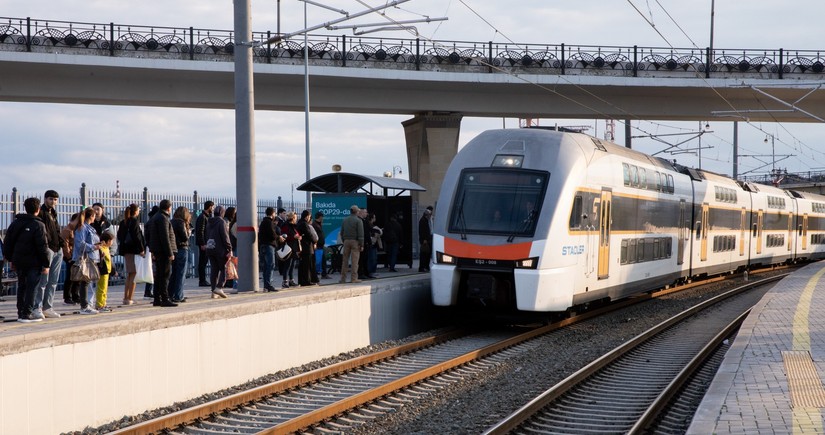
[444,238,532,260]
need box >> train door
[700,203,709,261]
[677,200,686,265]
[740,208,747,256]
[788,212,794,252]
[598,189,612,280]
[755,210,764,254]
[802,214,809,251]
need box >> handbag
[277,243,292,260]
[71,253,100,283]
[134,250,155,284]
[226,257,238,280]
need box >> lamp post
[393,165,403,178]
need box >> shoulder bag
[71,251,100,283]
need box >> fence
[0,184,309,295]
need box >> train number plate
[457,258,514,268]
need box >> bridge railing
[2,15,824,78]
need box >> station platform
[689,261,825,434]
[0,267,437,435]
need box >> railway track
[107,272,785,434]
[482,274,783,435]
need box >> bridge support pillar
[402,112,463,211]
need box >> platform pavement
[0,265,421,334]
[688,261,825,434]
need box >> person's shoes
[79,307,99,315]
[152,300,162,306]
[63,300,77,305]
[211,293,220,299]
[160,300,178,307]
[143,296,153,300]
[198,281,210,287]
[289,280,298,287]
[351,279,362,284]
[264,285,276,292]
[282,281,290,289]
[212,289,228,299]
[389,269,397,272]
[171,297,187,303]
[366,274,377,279]
[96,306,113,312]
[43,308,61,318]
[17,315,42,323]
[122,300,135,306]
[321,275,331,279]
[338,278,346,284]
[31,310,45,320]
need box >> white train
[431,128,825,313]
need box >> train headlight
[492,154,524,168]
[436,252,456,265]
[515,257,539,269]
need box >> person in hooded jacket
[279,212,301,289]
[205,205,231,299]
[4,197,50,322]
[297,210,319,286]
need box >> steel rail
[627,309,750,434]
[482,274,785,435]
[107,328,469,435]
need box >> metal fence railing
[0,184,309,296]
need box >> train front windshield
[448,169,549,238]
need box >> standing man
[357,208,375,279]
[384,213,403,272]
[5,197,50,323]
[418,206,433,272]
[195,200,215,287]
[258,207,283,292]
[312,212,329,279]
[34,190,63,319]
[147,199,177,307]
[339,205,364,284]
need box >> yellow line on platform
[788,267,825,434]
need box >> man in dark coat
[418,206,433,272]
[358,208,375,279]
[384,214,403,272]
[35,190,64,319]
[312,212,329,279]
[258,207,284,292]
[195,201,215,286]
[146,199,178,307]
[4,197,51,322]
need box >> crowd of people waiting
[1,193,424,323]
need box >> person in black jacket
[117,203,146,305]
[169,206,191,303]
[312,212,329,279]
[195,201,215,286]
[146,199,177,307]
[384,214,403,272]
[205,205,231,298]
[4,197,51,323]
[34,190,64,319]
[258,207,284,292]
[297,210,319,286]
[418,206,433,272]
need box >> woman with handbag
[73,207,101,315]
[61,212,82,305]
[117,204,146,305]
[205,205,231,298]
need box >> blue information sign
[312,193,367,246]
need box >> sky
[2,1,824,199]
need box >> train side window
[621,240,628,264]
[639,169,647,190]
[655,172,662,191]
[667,175,675,193]
[666,237,672,257]
[569,195,583,229]
[622,163,630,186]
[630,166,639,187]
[639,239,648,262]
[628,239,637,263]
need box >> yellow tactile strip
[783,350,825,408]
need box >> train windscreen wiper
[456,191,468,240]
[507,209,536,243]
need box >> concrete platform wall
[0,277,436,434]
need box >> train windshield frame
[448,168,549,237]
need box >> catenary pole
[233,0,260,292]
